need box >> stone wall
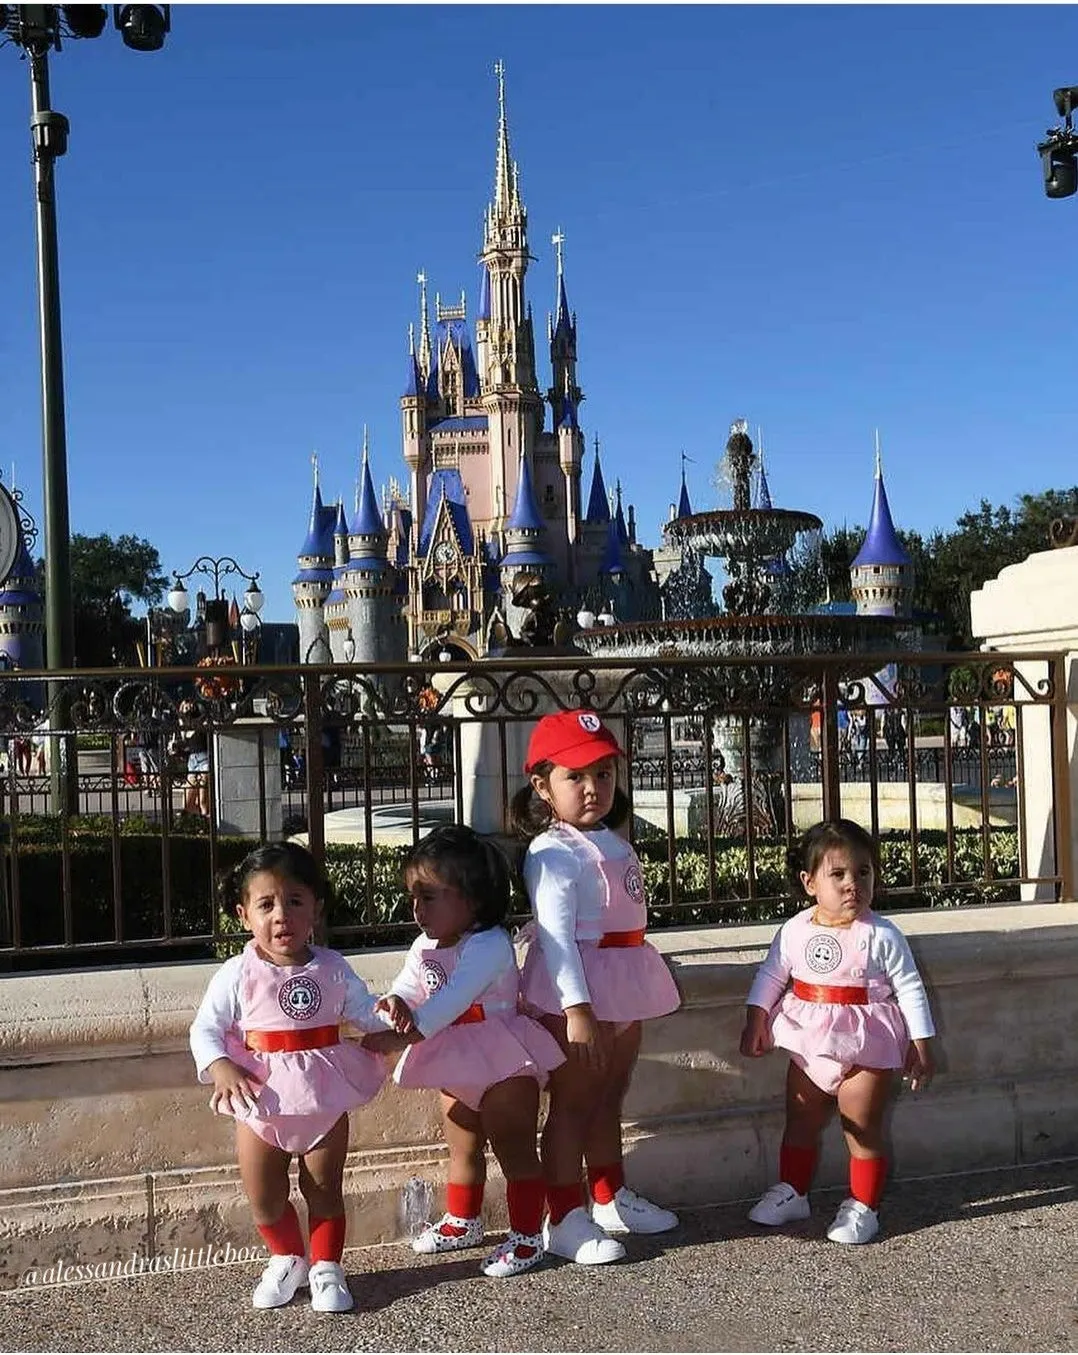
[0,904,1075,1289]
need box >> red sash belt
[452,1003,485,1025]
[244,1024,340,1053]
[598,928,646,948]
[791,980,868,1005]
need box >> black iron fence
[0,650,1067,967]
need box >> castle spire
[354,425,370,514]
[852,436,909,568]
[417,269,432,377]
[493,59,513,217]
[677,452,693,518]
[585,434,611,523]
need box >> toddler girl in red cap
[510,708,681,1265]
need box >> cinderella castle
[291,67,914,666]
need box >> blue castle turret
[850,440,913,618]
[292,461,335,662]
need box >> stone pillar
[970,545,1078,900]
[213,719,282,839]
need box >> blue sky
[1,3,1077,622]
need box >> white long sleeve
[871,918,935,1040]
[390,929,516,1038]
[189,954,244,1082]
[745,928,792,1015]
[523,832,590,1008]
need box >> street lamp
[1,5,169,811]
[1037,85,1078,198]
[168,555,263,656]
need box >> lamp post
[2,5,170,813]
[167,556,264,661]
[1037,85,1078,198]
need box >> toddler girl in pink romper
[365,824,564,1279]
[511,709,681,1268]
[190,842,389,1313]
[741,818,935,1246]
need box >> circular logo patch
[578,712,601,733]
[804,934,842,975]
[278,975,322,1021]
[624,864,644,900]
[421,959,447,993]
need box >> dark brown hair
[786,819,881,901]
[403,824,512,931]
[220,841,335,918]
[508,759,630,840]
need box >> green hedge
[7,821,1022,954]
[9,816,252,949]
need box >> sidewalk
[2,1160,1075,1352]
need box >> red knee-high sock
[546,1182,584,1225]
[587,1162,625,1206]
[849,1156,888,1209]
[257,1202,306,1257]
[506,1177,546,1242]
[779,1143,818,1196]
[309,1213,346,1264]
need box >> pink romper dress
[220,941,386,1153]
[521,824,681,1023]
[766,909,913,1094]
[391,929,565,1112]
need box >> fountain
[576,421,914,833]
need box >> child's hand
[565,1004,606,1072]
[207,1058,261,1116]
[903,1039,934,1092]
[739,1005,772,1058]
[375,994,415,1034]
[361,1029,415,1057]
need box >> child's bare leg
[413,1094,487,1254]
[297,1113,349,1218]
[297,1114,349,1269]
[778,1061,834,1197]
[442,1092,487,1187]
[481,1075,541,1181]
[539,1037,599,1190]
[236,1122,293,1227]
[835,1066,893,1215]
[828,1066,894,1237]
[584,1022,678,1233]
[836,1067,892,1158]
[784,1059,835,1149]
[582,1020,640,1173]
[481,1076,546,1270]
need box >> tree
[66,533,168,667]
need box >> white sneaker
[591,1187,679,1235]
[481,1230,544,1278]
[251,1253,309,1309]
[542,1206,626,1265]
[826,1197,879,1245]
[308,1260,354,1312]
[748,1183,812,1226]
[412,1212,485,1255]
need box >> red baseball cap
[523,709,625,774]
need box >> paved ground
[2,1160,1075,1352]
